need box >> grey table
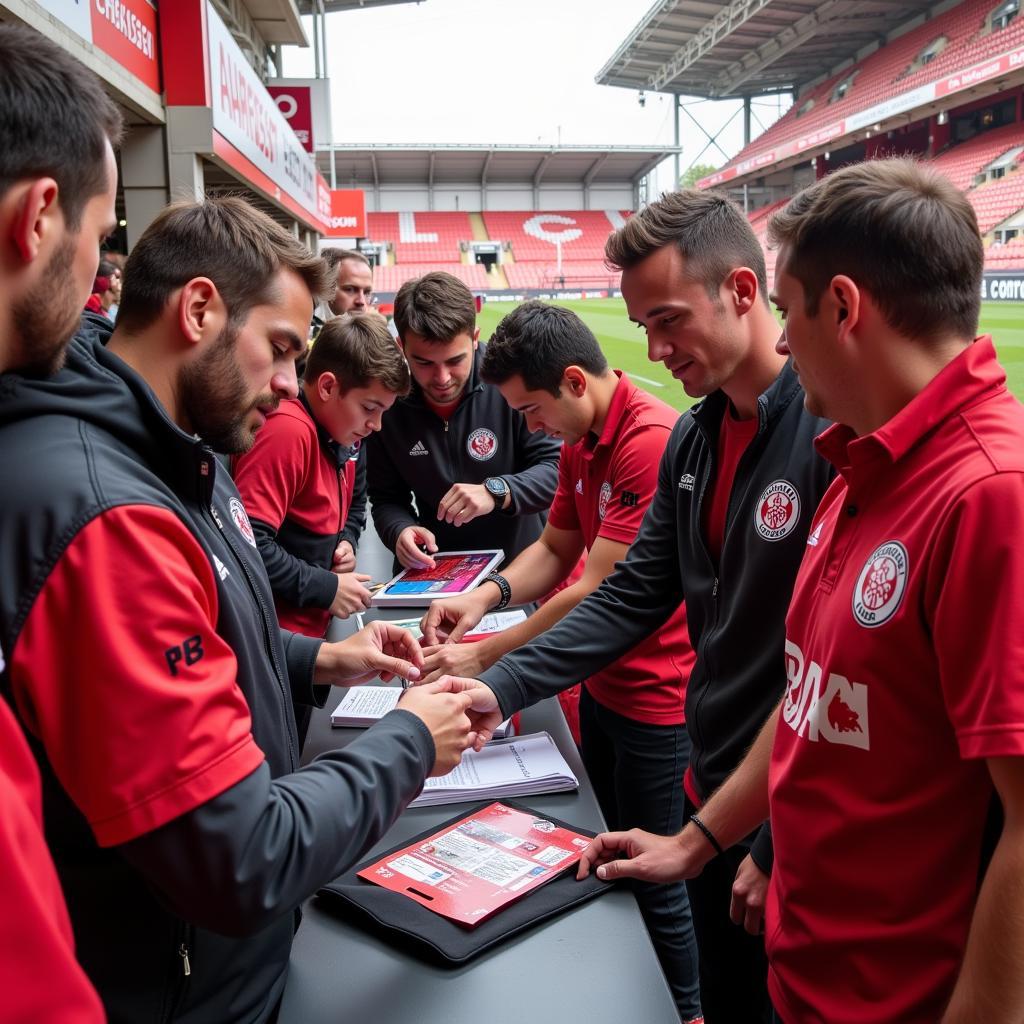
[277,527,678,1023]
[280,697,678,1024]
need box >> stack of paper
[388,609,527,644]
[410,732,578,807]
[330,686,514,739]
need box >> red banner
[328,190,367,237]
[267,85,314,153]
[91,0,160,93]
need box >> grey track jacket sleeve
[280,629,329,709]
[480,440,684,719]
[119,709,434,937]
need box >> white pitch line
[630,373,666,388]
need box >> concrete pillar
[120,124,171,250]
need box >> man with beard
[0,196,477,1022]
[0,20,121,1022]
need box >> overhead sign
[327,190,367,237]
[207,3,321,226]
[267,85,314,152]
[699,42,1024,189]
[29,0,160,93]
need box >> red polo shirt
[548,372,694,725]
[767,337,1024,1023]
[0,696,104,1022]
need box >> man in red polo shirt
[420,301,700,1022]
[581,158,1024,1022]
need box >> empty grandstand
[600,0,1024,287]
[315,144,676,298]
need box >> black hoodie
[0,314,435,1023]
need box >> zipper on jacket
[178,944,191,977]
[205,500,298,769]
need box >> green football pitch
[477,297,1024,414]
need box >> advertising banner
[327,190,367,237]
[207,2,321,226]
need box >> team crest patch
[754,480,800,541]
[598,481,612,519]
[467,428,498,461]
[852,541,908,628]
[229,497,257,548]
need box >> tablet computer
[370,549,503,607]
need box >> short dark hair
[322,247,371,272]
[605,189,768,303]
[393,271,476,342]
[768,158,983,341]
[306,311,410,396]
[482,301,608,395]
[116,197,333,333]
[0,22,123,230]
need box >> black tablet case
[315,799,617,965]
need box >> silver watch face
[486,478,506,496]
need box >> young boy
[233,312,411,741]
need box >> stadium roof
[297,0,424,12]
[317,144,680,187]
[596,0,938,99]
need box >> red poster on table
[357,802,591,927]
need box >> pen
[367,581,388,594]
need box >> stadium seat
[932,124,1024,190]
[717,0,1024,177]
[482,210,630,263]
[367,211,474,264]
[372,262,491,293]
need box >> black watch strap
[483,572,512,610]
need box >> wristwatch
[484,476,510,509]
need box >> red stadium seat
[719,0,1022,176]
[482,210,630,263]
[367,211,474,264]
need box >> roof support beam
[583,153,609,187]
[709,4,840,97]
[649,0,775,92]
[480,150,493,211]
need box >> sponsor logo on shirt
[598,481,612,519]
[212,554,230,581]
[575,478,583,494]
[620,490,638,507]
[467,428,498,461]
[852,540,908,628]
[409,440,429,457]
[678,473,695,491]
[754,479,800,541]
[807,521,823,547]
[229,497,257,548]
[782,640,870,750]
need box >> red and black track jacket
[0,314,436,1023]
[480,362,836,869]
[233,394,362,638]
